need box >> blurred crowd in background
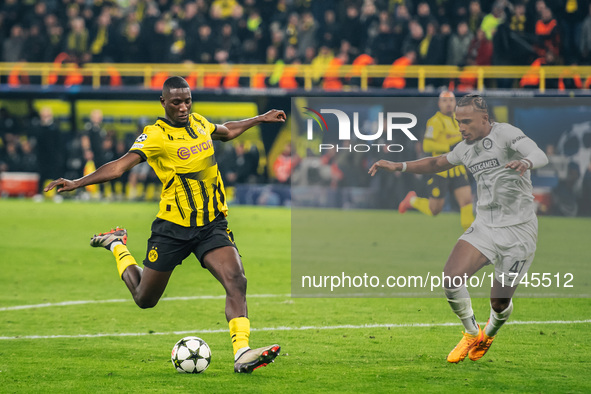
[1,104,590,216]
[2,0,591,70]
[1,0,591,215]
[0,105,275,199]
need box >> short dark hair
[162,76,189,94]
[456,94,488,113]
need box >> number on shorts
[508,259,527,277]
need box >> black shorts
[143,215,237,272]
[426,171,470,200]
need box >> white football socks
[109,241,123,252]
[445,285,479,335]
[485,301,513,337]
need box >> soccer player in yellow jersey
[45,76,286,373]
[398,91,475,230]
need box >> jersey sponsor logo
[468,158,500,174]
[482,138,492,150]
[136,133,148,142]
[512,135,527,145]
[131,143,144,149]
[177,140,214,160]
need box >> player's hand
[368,160,401,176]
[44,178,79,193]
[505,160,530,176]
[259,109,286,123]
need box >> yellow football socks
[229,317,250,355]
[460,204,475,231]
[113,244,138,278]
[411,196,433,216]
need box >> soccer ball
[171,336,211,373]
[558,120,591,179]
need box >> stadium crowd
[1,0,591,70]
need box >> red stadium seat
[151,72,169,89]
[223,69,240,88]
[8,63,30,87]
[383,56,412,89]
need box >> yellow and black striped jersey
[423,111,465,178]
[129,113,228,227]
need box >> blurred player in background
[398,91,475,230]
[45,76,286,373]
[369,94,548,363]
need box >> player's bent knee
[224,271,247,295]
[431,207,442,216]
[134,294,160,309]
[429,201,443,216]
[442,270,467,289]
[490,298,511,312]
[136,299,158,309]
[214,267,247,294]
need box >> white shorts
[459,217,538,287]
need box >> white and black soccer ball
[171,336,211,373]
[557,120,591,187]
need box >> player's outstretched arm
[44,152,142,193]
[504,138,548,176]
[212,109,286,142]
[368,155,454,176]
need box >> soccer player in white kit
[369,94,548,363]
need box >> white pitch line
[1,320,590,341]
[0,293,290,312]
[2,292,589,312]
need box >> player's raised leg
[427,197,445,216]
[400,177,446,217]
[469,280,517,361]
[121,266,173,309]
[203,246,280,373]
[443,240,489,363]
[90,228,173,308]
[398,190,418,214]
[398,190,438,216]
[453,185,474,231]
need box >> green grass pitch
[0,199,590,393]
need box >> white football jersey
[446,123,538,227]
